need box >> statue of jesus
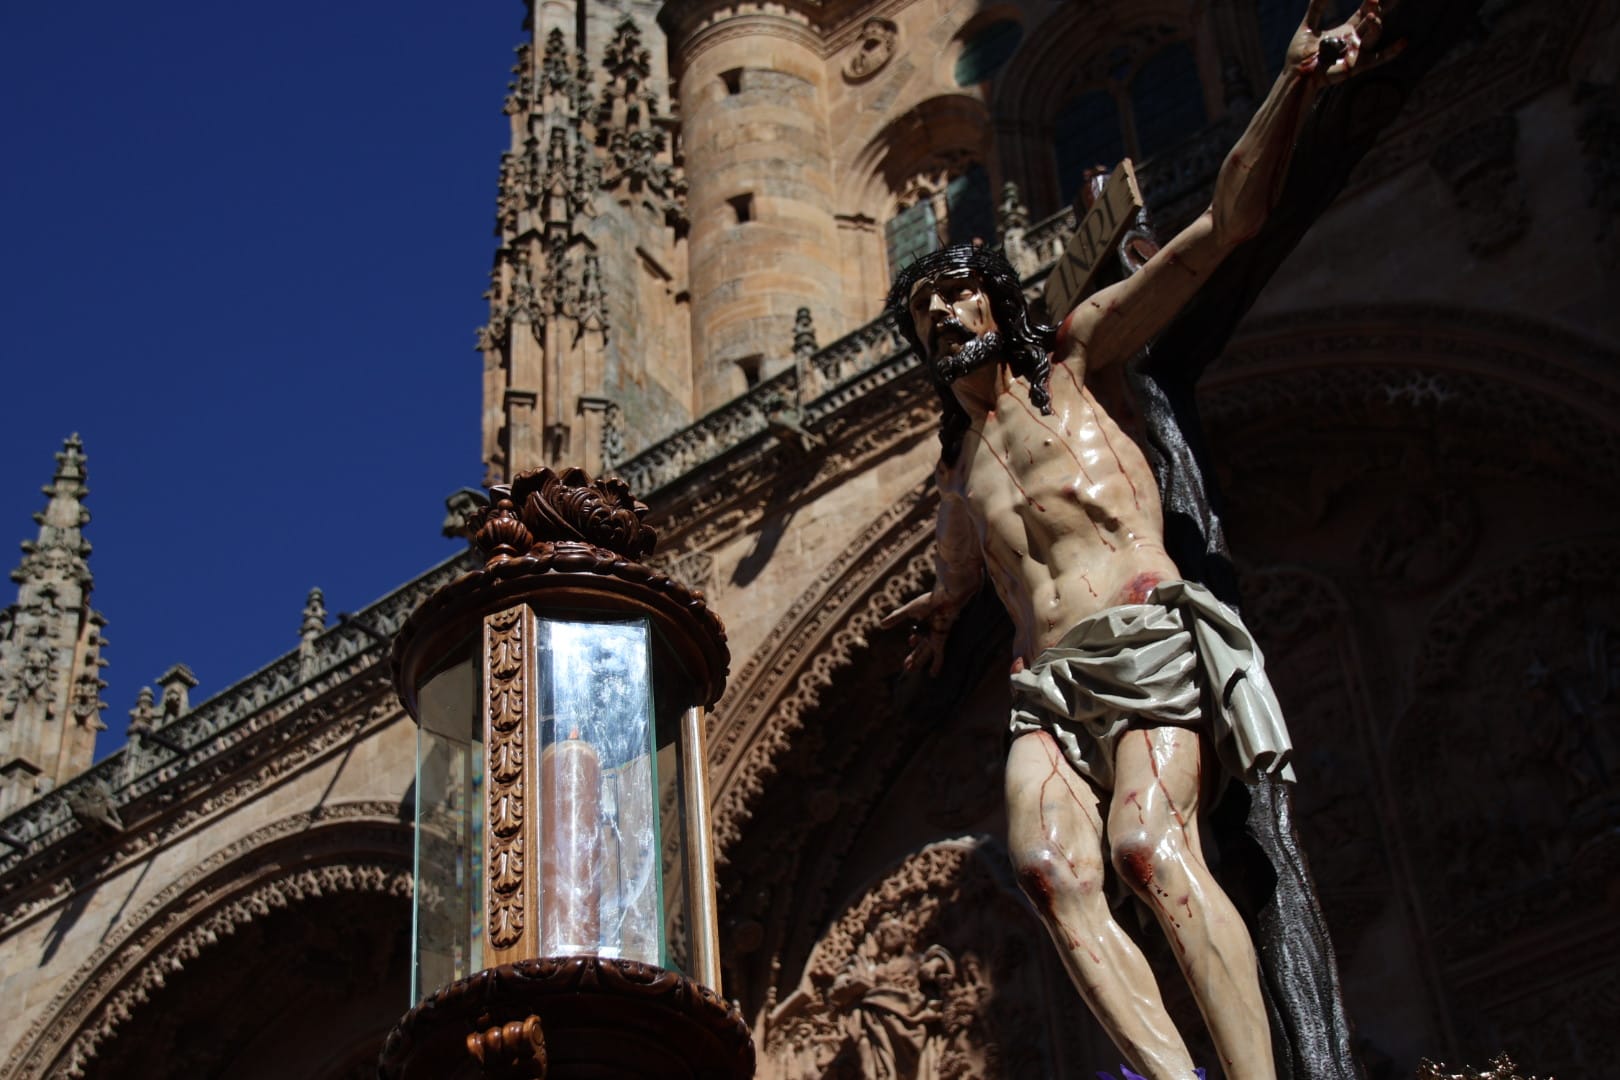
[880,2,1396,1076]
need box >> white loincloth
[1007,579,1295,791]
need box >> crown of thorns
[884,243,1021,325]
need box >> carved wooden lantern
[381,467,754,1079]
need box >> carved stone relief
[844,19,898,82]
[1430,114,1528,256]
[1396,542,1620,969]
[1197,308,1620,1067]
[763,839,1082,1079]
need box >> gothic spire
[12,433,92,587]
[0,435,107,816]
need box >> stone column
[669,3,841,412]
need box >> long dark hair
[886,244,1056,466]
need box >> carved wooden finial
[469,467,656,564]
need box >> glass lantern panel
[411,653,482,1003]
[534,618,665,965]
[659,737,690,976]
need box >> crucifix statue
[882,2,1399,1077]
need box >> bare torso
[942,356,1178,662]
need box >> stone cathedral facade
[2,0,1617,1077]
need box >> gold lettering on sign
[485,605,531,955]
[1043,159,1144,321]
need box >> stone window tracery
[883,164,994,271]
[1052,39,1205,204]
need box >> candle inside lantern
[539,725,604,955]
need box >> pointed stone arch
[3,802,413,1080]
[709,481,938,863]
[991,0,1209,213]
[1198,303,1620,1064]
[835,93,995,322]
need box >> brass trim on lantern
[680,706,722,992]
[485,604,537,963]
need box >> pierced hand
[1288,0,1404,84]
[879,591,955,676]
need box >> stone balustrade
[0,553,474,872]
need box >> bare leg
[1109,727,1275,1080]
[1006,731,1197,1079]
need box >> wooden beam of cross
[1042,159,1156,320]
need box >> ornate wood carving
[378,956,753,1080]
[465,1015,546,1079]
[483,467,657,561]
[485,604,533,958]
[396,469,730,727]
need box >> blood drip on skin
[1115,732,1189,954]
[985,397,1124,549]
[1119,848,1155,889]
[965,430,1046,512]
[1054,364,1144,510]
[1145,729,1189,832]
[1121,848,1189,957]
[1120,572,1161,605]
[1025,740,1103,964]
[1163,249,1199,278]
[1016,866,1095,960]
[1035,738,1089,880]
[1007,391,1094,479]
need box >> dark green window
[884,166,994,271]
[885,199,938,271]
[954,21,1024,86]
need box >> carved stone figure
[844,19,898,82]
[765,838,1075,1080]
[881,4,1397,1077]
[824,919,952,1079]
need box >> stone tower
[480,0,694,483]
[659,2,843,413]
[0,436,107,817]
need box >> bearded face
[908,270,1004,383]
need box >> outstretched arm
[880,482,982,675]
[1058,0,1397,370]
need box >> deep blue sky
[1,2,522,757]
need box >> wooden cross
[1041,159,1155,321]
